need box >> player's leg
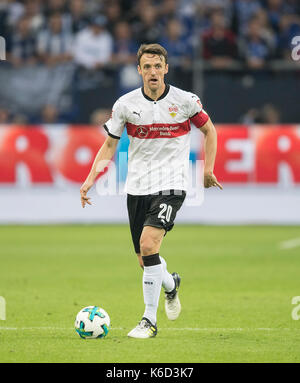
[128,193,177,290]
[145,191,185,322]
[127,194,161,338]
[140,225,165,326]
[127,191,186,338]
[141,233,182,325]
[127,225,164,338]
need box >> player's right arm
[80,99,126,208]
[80,136,119,208]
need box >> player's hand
[80,179,93,208]
[204,171,223,190]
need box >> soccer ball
[74,306,110,339]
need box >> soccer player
[80,43,222,339]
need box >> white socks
[141,254,175,325]
[142,256,163,325]
[160,256,175,293]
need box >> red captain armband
[190,110,209,129]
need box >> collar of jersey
[141,83,170,102]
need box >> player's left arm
[188,94,222,190]
[199,118,223,190]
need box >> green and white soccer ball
[75,306,110,339]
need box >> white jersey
[104,84,209,195]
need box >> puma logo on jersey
[132,111,141,118]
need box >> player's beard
[147,78,163,94]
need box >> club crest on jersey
[136,126,148,138]
[169,104,178,118]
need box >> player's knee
[139,236,160,256]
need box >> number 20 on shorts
[158,204,173,222]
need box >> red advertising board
[0,124,299,185]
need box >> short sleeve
[103,100,126,139]
[187,93,209,129]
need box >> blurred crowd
[0,0,300,124]
[1,0,299,69]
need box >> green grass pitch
[0,224,300,363]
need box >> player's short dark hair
[137,43,168,66]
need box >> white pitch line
[279,237,300,250]
[0,327,299,332]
